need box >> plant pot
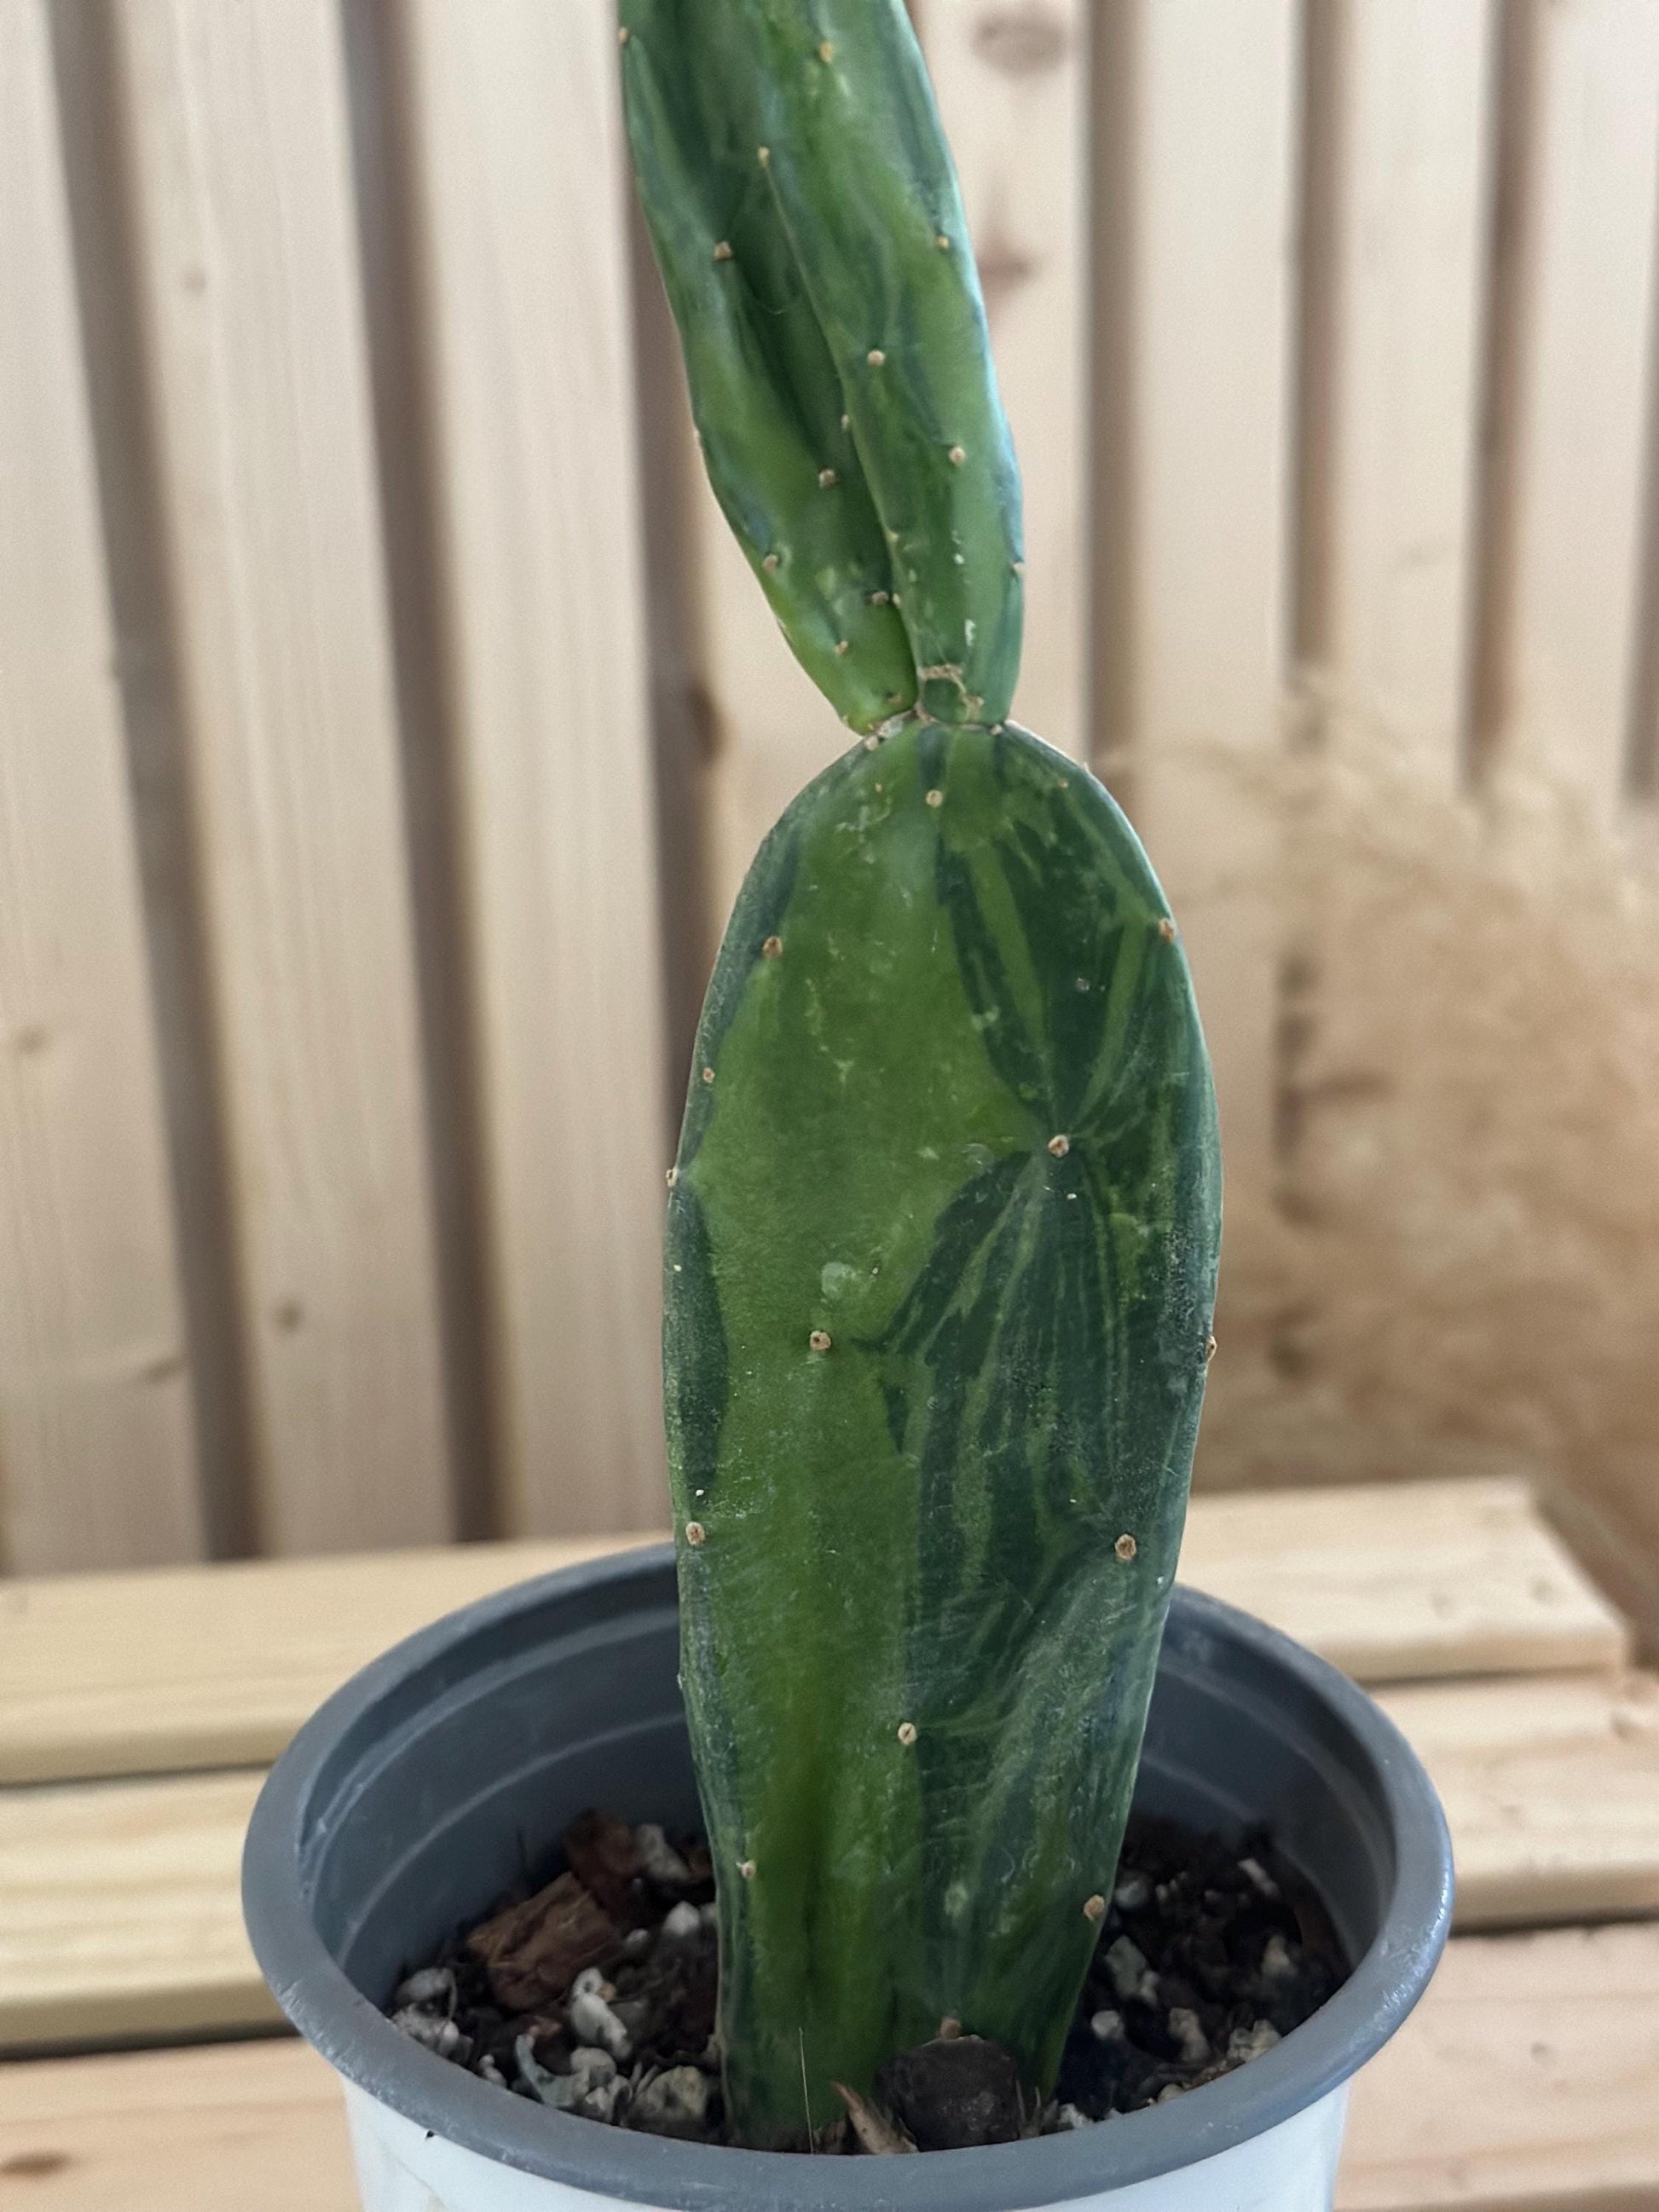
[244,1545,1453,2212]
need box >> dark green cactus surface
[619,0,1023,730]
[665,719,1221,2145]
[622,0,1222,2153]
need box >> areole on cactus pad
[625,0,1223,2152]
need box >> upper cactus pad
[621,0,1025,728]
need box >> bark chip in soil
[384,1810,1346,2150]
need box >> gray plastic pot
[244,1546,1452,2212]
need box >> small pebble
[1113,1872,1151,1912]
[514,2033,563,2102]
[661,1900,703,1943]
[1089,2008,1124,2043]
[1156,2082,1184,2104]
[1055,2103,1095,2130]
[621,1926,652,1957]
[477,2053,506,2088]
[569,1983,633,2061]
[1136,1970,1161,2006]
[1103,1936,1148,2003]
[634,1822,693,1888]
[391,1967,455,2013]
[631,2064,711,2139]
[390,2006,469,2062]
[1239,1856,1280,1899]
[1258,1932,1296,1984]
[1226,2020,1282,2066]
[1168,2007,1210,2066]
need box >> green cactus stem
[620,0,1023,729]
[624,0,1222,2153]
[665,720,1219,2144]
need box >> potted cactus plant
[243,5,1453,2209]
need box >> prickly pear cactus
[623,0,1222,2151]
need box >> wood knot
[973,7,1070,77]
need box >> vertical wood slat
[0,0,204,1572]
[110,0,453,1553]
[1101,0,1301,1211]
[397,0,669,1534]
[922,0,1089,760]
[1496,0,1659,817]
[1311,0,1498,784]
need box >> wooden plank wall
[5,0,1659,1572]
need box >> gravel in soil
[383,1810,1346,2152]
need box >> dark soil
[383,1810,1347,2151]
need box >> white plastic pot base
[343,2076,1350,2212]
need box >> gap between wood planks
[3,1661,1656,2051]
[0,1480,1626,1787]
[3,1924,1657,2212]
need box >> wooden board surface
[0,2037,353,2212]
[0,1770,275,2051]
[0,1533,654,1786]
[110,0,453,1553]
[1379,1667,1659,1931]
[1101,0,1299,1258]
[922,0,1089,762]
[1496,0,1659,814]
[396,0,670,1538]
[9,1922,1659,2209]
[6,1664,1656,2051]
[1310,0,1495,782]
[0,0,204,1575]
[1178,1478,1627,1688]
[0,1482,1624,1786]
[1338,1921,1659,2209]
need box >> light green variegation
[620,0,1023,729]
[621,0,1223,2153]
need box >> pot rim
[244,1545,1454,2212]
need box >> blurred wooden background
[5,0,1659,1582]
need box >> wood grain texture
[9,1924,1659,2209]
[1,1482,1621,1787]
[0,2038,355,2212]
[0,0,203,1573]
[1310,0,1496,781]
[1379,1669,1659,1929]
[922,0,1088,760]
[110,0,452,1552]
[1495,0,1659,816]
[4,1669,1655,2051]
[1100,0,1299,1212]
[1339,1921,1659,2210]
[0,1769,275,2050]
[0,1533,657,1785]
[1179,1478,1628,1687]
[396,0,669,1537]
